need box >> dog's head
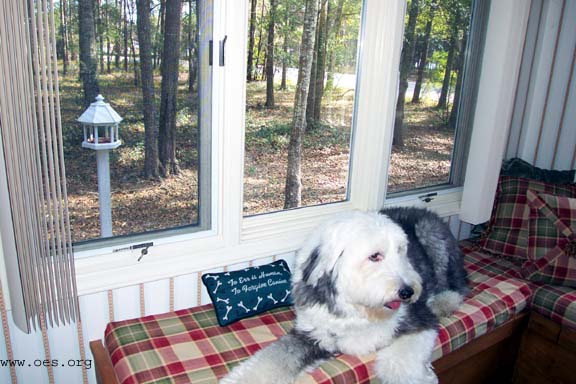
[293,211,422,314]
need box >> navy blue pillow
[201,260,293,326]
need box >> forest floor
[59,71,454,242]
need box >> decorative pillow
[479,176,576,259]
[521,191,576,287]
[501,157,575,184]
[201,260,293,326]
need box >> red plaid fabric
[521,191,576,287]
[104,245,532,384]
[530,284,576,330]
[479,176,576,259]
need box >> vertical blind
[0,0,78,333]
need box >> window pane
[388,0,476,194]
[243,0,363,215]
[56,0,212,243]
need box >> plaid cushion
[479,176,576,259]
[530,284,576,330]
[521,191,576,287]
[104,246,531,384]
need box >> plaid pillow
[479,176,576,259]
[521,190,576,287]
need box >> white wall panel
[508,0,576,169]
[143,279,170,316]
[0,310,11,384]
[173,273,199,311]
[112,285,140,322]
[516,0,563,163]
[535,0,576,168]
[555,65,576,170]
[7,311,48,384]
[79,292,109,384]
[47,322,83,384]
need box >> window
[56,0,213,246]
[242,0,364,216]
[387,0,488,196]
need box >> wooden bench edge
[433,311,529,374]
[90,340,120,384]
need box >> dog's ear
[301,247,321,283]
[295,246,339,313]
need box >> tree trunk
[106,0,111,73]
[187,0,197,92]
[123,0,129,72]
[247,0,257,81]
[127,0,139,85]
[284,0,319,209]
[158,0,183,177]
[78,0,100,107]
[305,4,321,127]
[313,1,328,122]
[97,0,105,73]
[115,0,121,68]
[325,0,344,89]
[280,29,288,90]
[436,29,457,109]
[136,0,160,178]
[411,0,436,104]
[265,0,276,107]
[59,0,70,75]
[393,0,420,147]
[449,33,467,128]
[254,0,266,80]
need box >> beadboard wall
[0,216,472,384]
[506,0,576,170]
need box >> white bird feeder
[77,94,123,238]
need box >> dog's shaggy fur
[221,208,468,384]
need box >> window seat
[90,242,533,383]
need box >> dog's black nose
[398,286,414,300]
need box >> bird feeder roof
[77,94,123,125]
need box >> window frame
[72,0,215,252]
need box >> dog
[221,208,468,384]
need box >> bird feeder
[77,94,123,238]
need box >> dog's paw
[376,363,438,384]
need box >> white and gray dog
[222,208,468,384]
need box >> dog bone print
[252,296,263,311]
[280,290,290,302]
[267,293,278,304]
[237,301,250,313]
[222,305,232,321]
[204,274,219,281]
[216,297,230,304]
[212,280,222,294]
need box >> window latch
[113,241,154,262]
[219,35,228,66]
[418,192,437,203]
[209,40,213,66]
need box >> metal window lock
[113,241,154,262]
[418,192,438,203]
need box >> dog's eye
[368,253,383,262]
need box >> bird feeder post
[95,150,113,237]
[77,94,123,238]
